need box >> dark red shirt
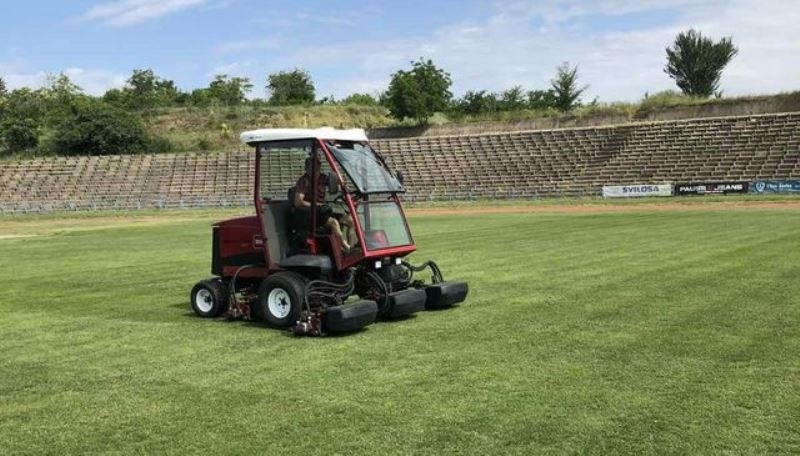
[294,173,327,205]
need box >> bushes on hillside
[45,99,152,155]
[1,119,39,152]
[449,88,560,118]
[0,73,173,157]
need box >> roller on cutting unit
[189,127,468,336]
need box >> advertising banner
[750,180,800,194]
[602,184,673,198]
[674,182,749,196]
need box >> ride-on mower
[190,127,468,335]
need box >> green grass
[1,207,799,454]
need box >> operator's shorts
[294,205,335,229]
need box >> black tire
[254,272,307,328]
[190,279,229,318]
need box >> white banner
[602,184,673,198]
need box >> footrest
[384,288,427,319]
[424,282,469,309]
[324,300,377,333]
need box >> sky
[1,0,798,102]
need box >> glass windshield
[356,201,412,250]
[326,140,404,194]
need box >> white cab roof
[240,127,369,144]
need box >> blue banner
[750,180,800,194]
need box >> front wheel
[254,272,307,328]
[190,279,229,318]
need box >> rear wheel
[190,279,229,318]
[254,272,307,328]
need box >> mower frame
[190,128,468,335]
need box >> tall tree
[266,69,315,105]
[665,29,738,97]
[383,58,452,124]
[208,74,253,106]
[550,62,587,112]
[126,68,180,109]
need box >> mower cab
[190,127,468,335]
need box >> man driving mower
[293,155,357,252]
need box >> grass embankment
[1,207,799,454]
[141,91,800,153]
[144,105,395,152]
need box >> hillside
[144,105,395,152]
[146,91,800,152]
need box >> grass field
[1,204,799,454]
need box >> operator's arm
[294,190,310,208]
[294,176,312,208]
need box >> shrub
[640,90,706,109]
[1,119,39,153]
[46,99,150,155]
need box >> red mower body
[190,128,468,335]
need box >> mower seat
[264,199,293,262]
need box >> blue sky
[1,0,798,101]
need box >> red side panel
[213,216,269,278]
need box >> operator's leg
[325,217,350,250]
[340,214,357,247]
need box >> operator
[293,155,357,252]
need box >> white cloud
[63,68,128,95]
[494,0,715,22]
[274,0,800,101]
[3,66,127,96]
[78,0,206,27]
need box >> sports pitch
[1,201,799,454]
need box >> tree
[46,98,150,155]
[499,86,526,111]
[266,69,315,105]
[383,59,452,124]
[1,119,38,153]
[0,87,49,152]
[526,89,557,110]
[189,88,214,106]
[451,90,498,116]
[125,68,181,109]
[550,62,587,112]
[208,74,253,106]
[3,88,48,123]
[43,73,83,107]
[665,29,738,97]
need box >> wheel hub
[195,289,213,313]
[267,288,292,319]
